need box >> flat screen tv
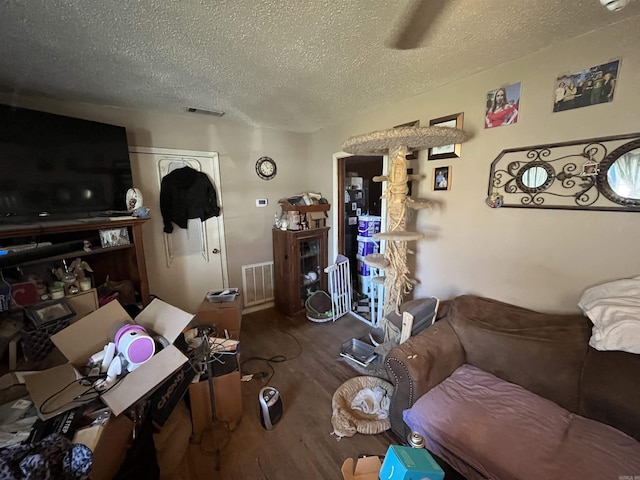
[0,104,133,224]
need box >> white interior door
[129,147,228,312]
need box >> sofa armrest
[384,318,465,439]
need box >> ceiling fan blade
[386,0,447,50]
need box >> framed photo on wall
[428,113,464,160]
[433,166,451,191]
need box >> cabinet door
[298,235,323,307]
[295,228,329,314]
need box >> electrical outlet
[256,199,268,207]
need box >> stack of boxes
[188,294,244,438]
[355,215,381,295]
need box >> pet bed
[331,375,393,439]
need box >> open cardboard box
[341,455,382,480]
[25,299,194,420]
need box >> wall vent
[241,261,274,308]
[186,107,225,117]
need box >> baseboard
[242,301,275,315]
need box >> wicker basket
[21,318,69,362]
[331,376,393,438]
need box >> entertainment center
[0,103,150,359]
[0,217,150,307]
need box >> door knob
[212,248,220,254]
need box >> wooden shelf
[0,217,151,306]
[15,244,135,268]
[278,200,331,212]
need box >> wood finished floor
[170,308,397,480]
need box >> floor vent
[241,261,274,308]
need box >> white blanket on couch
[578,275,640,354]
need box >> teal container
[379,445,444,480]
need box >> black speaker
[259,387,283,430]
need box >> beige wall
[0,94,308,310]
[309,17,640,313]
[5,16,638,313]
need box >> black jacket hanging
[160,166,220,233]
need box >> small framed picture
[485,83,521,129]
[25,299,75,328]
[99,227,131,248]
[434,166,452,191]
[428,113,464,160]
[393,120,420,160]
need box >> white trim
[129,146,229,288]
[331,151,388,259]
[242,301,275,315]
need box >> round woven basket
[331,376,393,438]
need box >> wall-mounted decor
[256,156,277,180]
[99,227,130,248]
[553,59,619,113]
[428,113,464,160]
[487,132,640,211]
[485,82,520,129]
[393,120,420,160]
[434,166,451,191]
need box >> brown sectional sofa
[385,295,640,479]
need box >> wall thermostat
[256,199,268,207]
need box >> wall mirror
[488,133,640,211]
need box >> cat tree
[342,126,467,315]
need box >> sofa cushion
[447,295,590,412]
[580,347,640,441]
[403,364,640,480]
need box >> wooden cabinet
[272,227,329,317]
[0,218,151,307]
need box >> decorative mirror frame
[596,138,640,207]
[488,132,640,212]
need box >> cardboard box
[73,412,134,480]
[193,294,242,336]
[379,445,444,480]
[149,360,199,428]
[25,299,194,419]
[341,455,382,480]
[189,370,243,441]
[66,288,99,323]
[91,415,135,480]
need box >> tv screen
[0,104,133,223]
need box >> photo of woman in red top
[485,83,520,129]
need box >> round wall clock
[256,156,277,180]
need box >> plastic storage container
[357,215,381,237]
[206,288,239,303]
[357,236,379,257]
[357,260,370,276]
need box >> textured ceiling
[0,0,639,133]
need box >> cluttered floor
[169,307,396,480]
